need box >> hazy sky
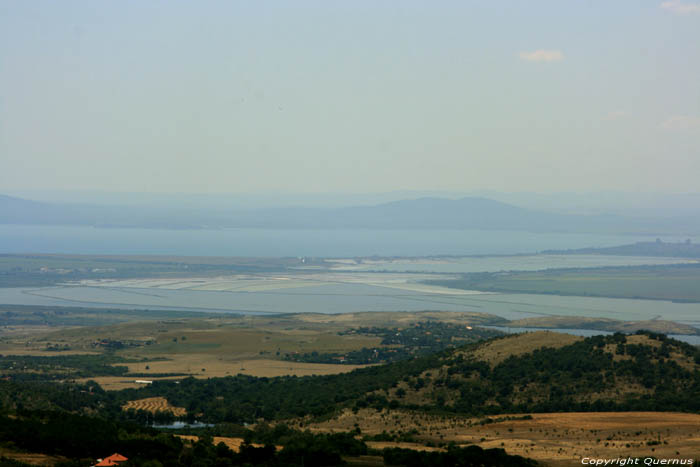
[1,1,699,194]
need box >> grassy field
[428,263,700,302]
[1,307,499,387]
[2,315,383,385]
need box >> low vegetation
[543,240,700,258]
[505,316,700,335]
[284,322,502,364]
[0,304,221,328]
[426,263,700,302]
[0,253,310,288]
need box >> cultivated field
[122,397,187,416]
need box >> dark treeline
[0,411,538,466]
[0,354,131,381]
[0,411,363,466]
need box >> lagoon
[2,282,699,329]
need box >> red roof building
[94,453,128,466]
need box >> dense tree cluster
[287,323,501,364]
[0,354,131,381]
[0,379,110,413]
[0,411,184,465]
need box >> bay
[1,224,696,257]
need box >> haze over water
[2,224,697,257]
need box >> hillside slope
[121,331,700,423]
[376,331,700,414]
[3,331,698,425]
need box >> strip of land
[426,263,700,302]
[505,316,700,335]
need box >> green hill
[3,331,699,424]
[120,332,700,422]
[375,331,700,414]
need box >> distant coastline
[543,240,700,258]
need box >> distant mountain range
[1,193,698,234]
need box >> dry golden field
[80,355,370,390]
[78,376,183,391]
[0,448,67,466]
[174,435,276,453]
[303,409,700,466]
